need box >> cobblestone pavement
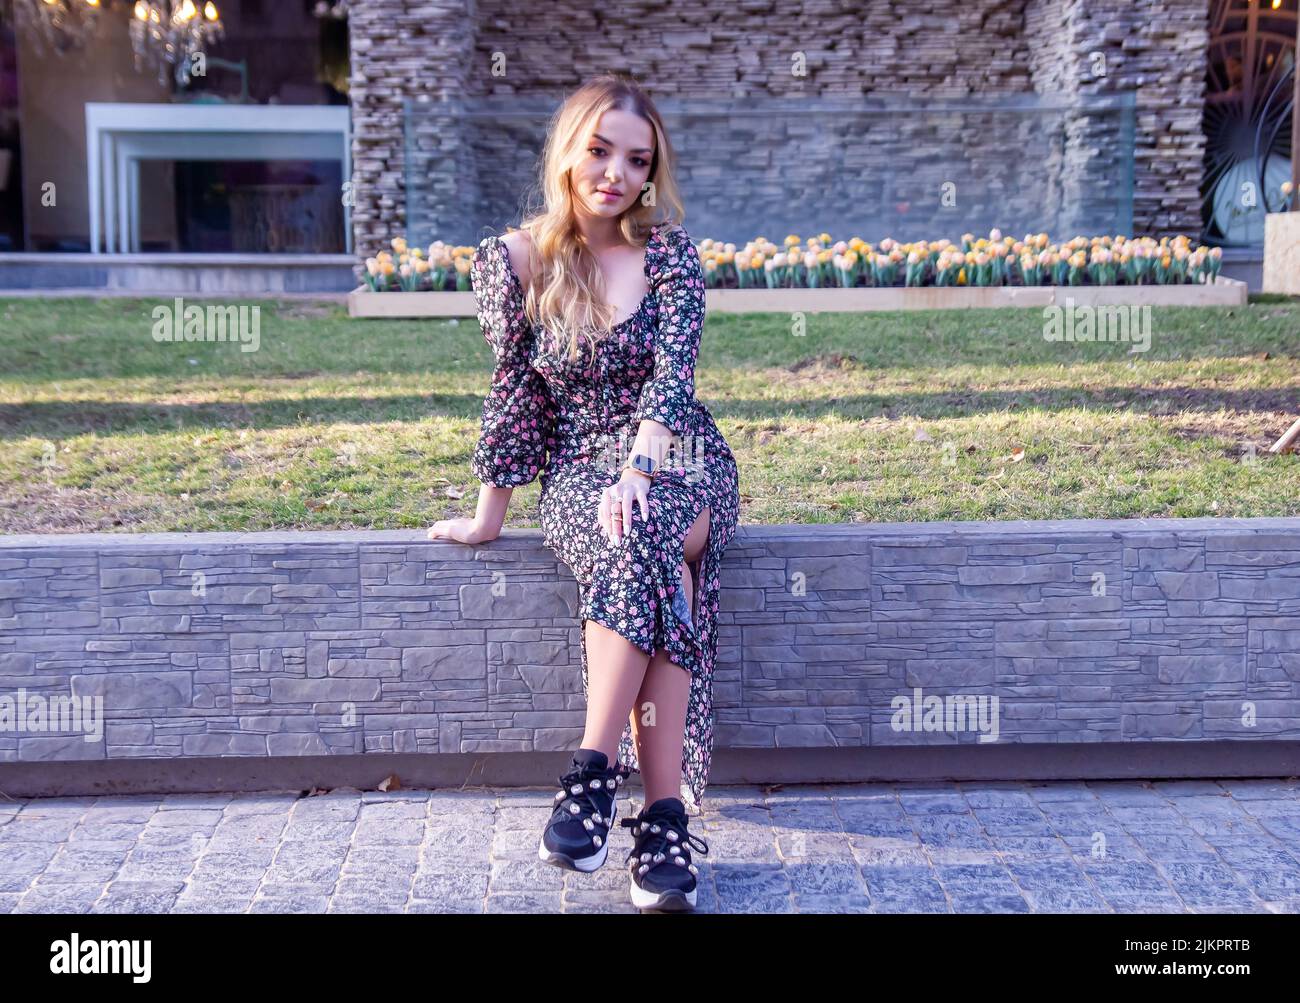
[2,778,1299,913]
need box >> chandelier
[129,1,225,87]
[12,0,107,56]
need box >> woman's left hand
[598,468,651,545]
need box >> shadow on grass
[2,384,1296,439]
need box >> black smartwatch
[624,452,658,478]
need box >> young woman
[428,73,740,912]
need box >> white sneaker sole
[537,798,617,872]
[628,876,697,911]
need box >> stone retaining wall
[1,518,1297,767]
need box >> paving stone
[13,884,105,913]
[91,880,185,912]
[3,781,1298,913]
[170,895,253,914]
[422,826,494,862]
[352,819,425,845]
[793,894,873,913]
[712,861,791,908]
[406,899,484,913]
[971,808,1055,837]
[783,860,867,897]
[484,892,563,912]
[990,837,1074,861]
[776,831,855,859]
[248,895,330,913]
[411,869,489,901]
[487,858,567,892]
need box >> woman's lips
[596,190,622,202]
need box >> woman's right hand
[427,517,497,544]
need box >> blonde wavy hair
[503,73,687,369]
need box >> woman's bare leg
[630,507,710,805]
[580,621,651,763]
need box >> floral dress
[468,221,740,812]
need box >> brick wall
[347,0,1207,272]
[1,519,1297,764]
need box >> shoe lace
[553,764,618,828]
[620,806,709,868]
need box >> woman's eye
[589,148,648,169]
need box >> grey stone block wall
[1,518,1297,766]
[349,0,1208,268]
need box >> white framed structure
[85,102,351,255]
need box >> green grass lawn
[1,295,1297,533]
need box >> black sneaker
[620,796,709,911]
[538,748,625,872]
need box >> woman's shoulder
[497,229,534,288]
[651,221,693,250]
[648,222,702,283]
[473,228,532,303]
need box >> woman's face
[571,108,655,221]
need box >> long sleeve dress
[468,221,741,812]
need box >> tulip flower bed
[361,237,474,293]
[361,229,1227,292]
[702,231,1225,289]
[349,229,1246,318]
